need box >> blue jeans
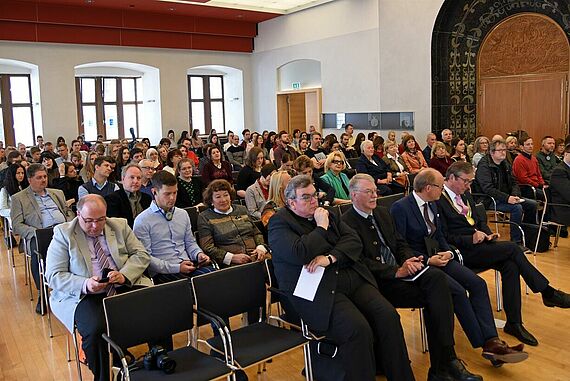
[495,198,537,244]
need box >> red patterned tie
[93,237,116,296]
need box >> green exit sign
[292,82,301,89]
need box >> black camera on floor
[143,346,176,374]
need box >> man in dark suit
[344,175,525,379]
[268,175,414,381]
[549,143,570,228]
[105,164,151,228]
[392,169,529,370]
[437,161,570,346]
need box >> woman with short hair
[320,151,351,201]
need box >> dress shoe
[542,289,570,308]
[444,358,483,381]
[427,368,453,381]
[503,323,538,346]
[518,245,532,254]
[481,337,528,364]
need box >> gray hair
[121,163,142,179]
[360,139,373,153]
[441,129,452,138]
[77,194,107,213]
[348,173,375,194]
[445,161,473,180]
[489,139,506,153]
[284,175,313,203]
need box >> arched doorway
[477,14,569,139]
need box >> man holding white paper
[268,175,414,381]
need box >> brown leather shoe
[482,337,529,364]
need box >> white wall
[0,41,253,144]
[252,0,445,141]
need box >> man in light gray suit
[46,194,151,381]
[10,163,74,313]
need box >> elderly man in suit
[268,175,414,381]
[104,164,151,228]
[11,163,74,314]
[391,169,531,374]
[46,194,151,381]
[437,161,570,346]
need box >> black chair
[336,202,353,215]
[376,192,405,209]
[347,158,360,170]
[102,280,232,381]
[191,261,310,378]
[538,188,570,249]
[184,207,200,233]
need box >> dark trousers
[441,261,497,348]
[461,240,549,324]
[495,198,538,243]
[377,267,455,371]
[315,268,414,381]
[29,238,40,292]
[74,293,109,381]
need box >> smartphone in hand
[97,268,112,283]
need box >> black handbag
[521,223,551,252]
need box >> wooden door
[477,13,569,139]
[276,93,306,134]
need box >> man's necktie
[93,237,116,296]
[455,194,468,216]
[368,215,397,266]
[129,192,143,218]
[423,203,437,235]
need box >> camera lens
[157,353,176,374]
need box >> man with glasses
[269,174,415,381]
[138,158,157,196]
[474,139,538,248]
[392,169,526,377]
[11,163,74,314]
[46,194,152,381]
[438,162,570,343]
[342,174,523,376]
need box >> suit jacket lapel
[408,196,428,234]
[104,224,122,268]
[26,187,42,221]
[74,223,93,274]
[373,208,395,252]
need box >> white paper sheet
[293,266,325,301]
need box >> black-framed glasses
[296,192,319,202]
[79,215,106,224]
[331,160,344,165]
[457,176,474,185]
[429,183,444,189]
[140,166,157,171]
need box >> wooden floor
[1,230,569,381]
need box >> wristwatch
[326,255,333,265]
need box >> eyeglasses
[457,176,474,185]
[140,166,157,171]
[355,188,380,197]
[331,160,344,165]
[296,192,319,202]
[429,183,444,189]
[80,215,106,224]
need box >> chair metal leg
[419,308,428,353]
[303,343,314,381]
[554,225,562,248]
[66,333,71,362]
[72,327,84,381]
[495,270,502,312]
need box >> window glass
[82,105,97,141]
[10,76,30,104]
[136,77,143,100]
[123,104,138,138]
[210,77,223,99]
[211,101,224,132]
[104,105,119,140]
[191,102,205,134]
[122,78,136,102]
[190,77,203,100]
[12,107,34,146]
[81,78,95,103]
[103,78,116,103]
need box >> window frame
[76,76,142,141]
[0,74,35,146]
[188,74,226,135]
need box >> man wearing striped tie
[46,194,152,381]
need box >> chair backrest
[347,158,360,169]
[184,207,199,233]
[35,227,54,261]
[192,261,266,320]
[103,280,194,349]
[376,192,404,209]
[474,203,487,225]
[337,202,353,215]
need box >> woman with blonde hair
[260,170,292,226]
[429,141,453,176]
[79,151,98,182]
[320,151,351,200]
[382,140,409,188]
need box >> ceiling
[1,0,333,52]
